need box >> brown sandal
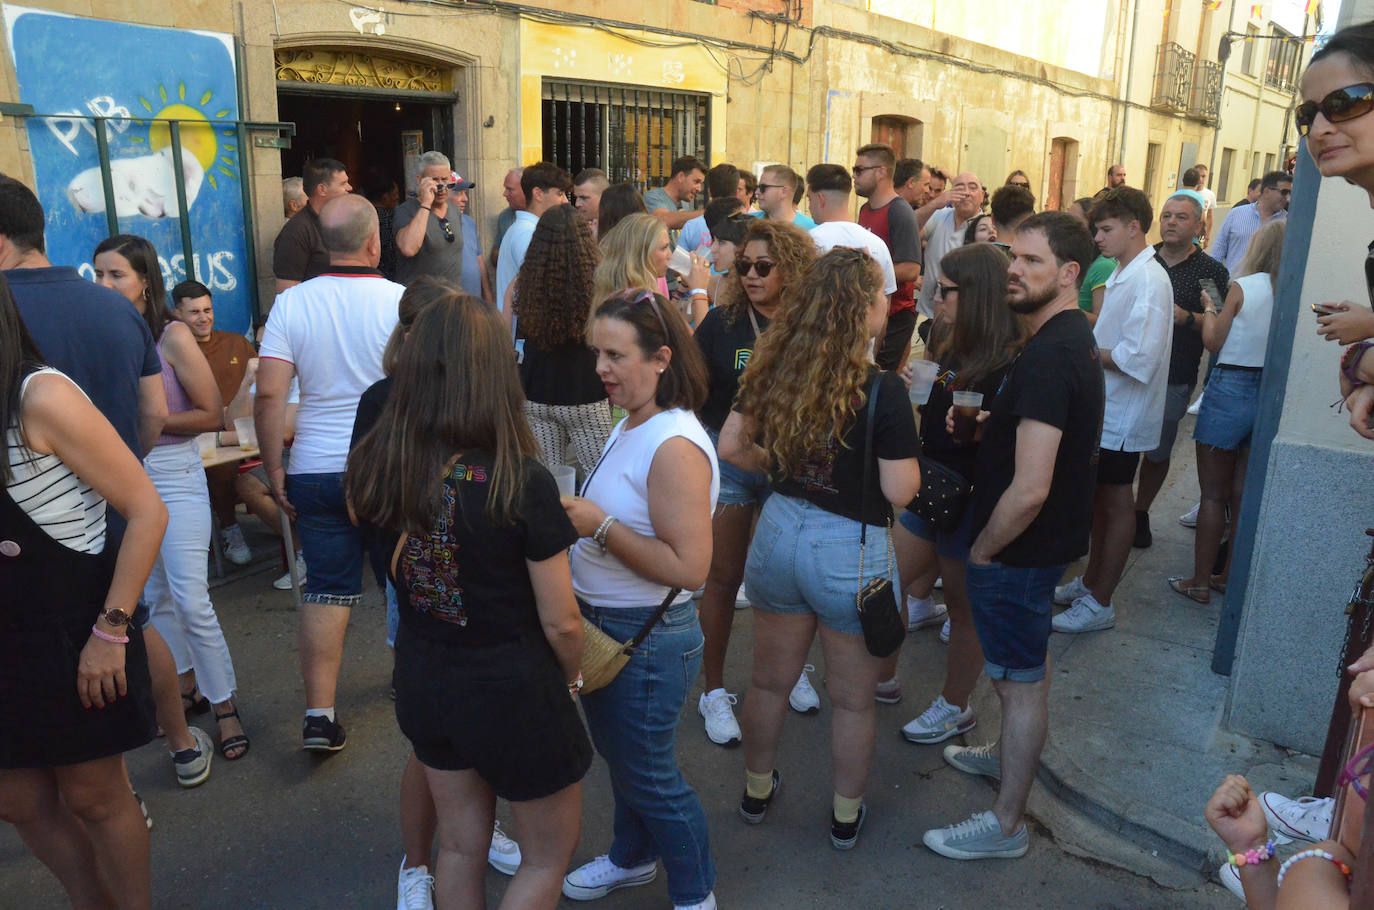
[1168,576,1211,604]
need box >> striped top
[5,368,107,554]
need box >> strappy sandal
[214,708,250,761]
[181,684,210,716]
[1209,577,1228,595]
[1168,576,1211,605]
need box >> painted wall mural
[3,6,253,333]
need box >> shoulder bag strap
[746,304,763,342]
[622,586,684,655]
[858,371,882,584]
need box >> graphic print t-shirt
[694,305,770,433]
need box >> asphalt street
[1,545,1241,909]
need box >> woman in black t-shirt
[692,218,815,747]
[516,204,613,479]
[720,247,921,849]
[348,293,590,909]
[894,243,1025,747]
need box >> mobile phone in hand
[1198,278,1222,309]
[1313,303,1340,317]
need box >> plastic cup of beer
[551,464,577,498]
[197,433,216,459]
[233,417,258,454]
[951,391,985,444]
[908,360,940,405]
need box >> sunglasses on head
[1296,83,1374,136]
[736,258,776,278]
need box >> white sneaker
[1179,503,1200,528]
[272,553,305,590]
[934,576,944,590]
[1187,390,1204,415]
[906,595,948,632]
[789,664,820,714]
[396,857,435,910]
[735,584,750,610]
[562,854,657,900]
[221,525,251,565]
[698,689,741,746]
[939,617,951,644]
[1053,575,1089,606]
[1052,595,1115,633]
[676,893,717,910]
[1261,792,1334,844]
[902,696,976,744]
[1217,862,1245,900]
[487,821,521,875]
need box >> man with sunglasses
[1209,170,1290,274]
[854,143,923,370]
[752,164,815,230]
[394,150,472,288]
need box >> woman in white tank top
[560,290,721,910]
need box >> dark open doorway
[277,90,454,200]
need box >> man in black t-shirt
[923,212,1103,863]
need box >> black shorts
[1096,448,1141,486]
[876,308,918,371]
[394,625,593,801]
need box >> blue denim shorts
[706,427,771,508]
[898,505,975,562]
[1194,367,1261,452]
[286,472,364,606]
[965,561,1067,683]
[745,493,894,636]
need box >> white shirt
[1218,273,1274,368]
[809,221,897,295]
[495,210,539,312]
[259,270,402,474]
[916,207,969,317]
[570,408,719,609]
[1094,246,1174,452]
[1199,187,1217,213]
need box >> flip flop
[1168,576,1211,605]
[214,708,250,761]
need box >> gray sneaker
[942,742,1000,780]
[171,726,213,788]
[923,810,1028,859]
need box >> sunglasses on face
[757,183,785,193]
[1009,181,1030,189]
[736,258,776,278]
[852,165,882,176]
[1296,83,1374,136]
[935,283,959,300]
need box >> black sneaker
[830,803,867,850]
[738,770,781,825]
[1133,511,1152,549]
[302,714,347,752]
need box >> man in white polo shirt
[256,193,402,752]
[1053,187,1172,634]
[804,164,896,296]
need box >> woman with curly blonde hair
[516,204,613,478]
[719,247,921,850]
[691,217,815,747]
[592,213,675,321]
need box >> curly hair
[712,219,815,327]
[733,247,883,479]
[516,205,600,349]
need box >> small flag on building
[1251,2,1264,17]
[1304,0,1320,14]
[1205,0,1222,9]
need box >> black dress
[0,478,155,768]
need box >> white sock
[306,707,335,722]
[705,687,726,699]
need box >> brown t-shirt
[273,205,329,283]
[198,329,257,409]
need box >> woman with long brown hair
[693,218,815,747]
[349,291,589,910]
[720,247,921,850]
[517,204,613,478]
[0,274,167,909]
[895,243,1025,747]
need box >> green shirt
[1078,255,1116,313]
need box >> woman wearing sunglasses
[720,247,922,850]
[560,291,720,910]
[692,218,815,747]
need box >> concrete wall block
[88,0,173,27]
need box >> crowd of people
[2,19,1370,906]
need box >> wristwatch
[100,607,132,628]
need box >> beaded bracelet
[593,515,618,553]
[90,624,130,645]
[1342,340,1374,384]
[1226,839,1276,868]
[1276,848,1353,889]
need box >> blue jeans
[286,472,363,606]
[578,600,715,905]
[965,561,1067,683]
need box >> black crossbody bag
[856,373,905,658]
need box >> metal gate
[542,79,709,191]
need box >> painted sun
[128,81,239,190]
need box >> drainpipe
[1119,0,1141,168]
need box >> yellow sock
[833,793,862,824]
[746,769,775,799]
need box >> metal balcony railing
[1152,42,1195,113]
[1190,59,1223,122]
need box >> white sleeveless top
[1218,272,1274,369]
[570,407,719,609]
[6,369,106,553]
